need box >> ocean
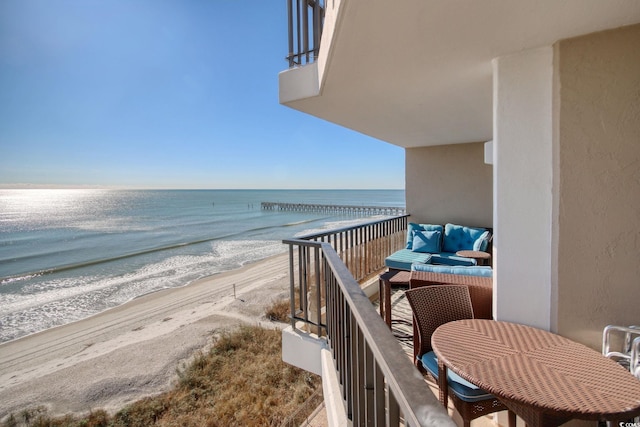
[0,189,404,344]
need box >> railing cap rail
[292,213,409,241]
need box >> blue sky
[0,1,404,189]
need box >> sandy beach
[0,252,292,420]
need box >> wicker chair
[405,285,515,427]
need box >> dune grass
[1,319,322,427]
[264,298,291,323]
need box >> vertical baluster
[361,225,365,278]
[297,245,304,322]
[348,228,354,273]
[364,338,375,425]
[349,312,359,425]
[302,0,309,63]
[344,302,353,420]
[287,0,294,66]
[295,0,302,65]
[375,222,381,271]
[302,245,309,324]
[288,244,296,328]
[364,224,370,276]
[387,386,400,426]
[355,227,361,280]
[326,259,334,347]
[374,360,385,426]
[338,284,346,391]
[314,247,322,335]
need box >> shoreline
[0,249,288,348]
[0,252,292,420]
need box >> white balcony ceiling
[280,0,640,148]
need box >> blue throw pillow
[412,230,441,253]
[406,223,444,249]
[406,223,423,249]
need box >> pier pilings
[260,202,406,216]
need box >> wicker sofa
[409,264,493,319]
[384,222,492,271]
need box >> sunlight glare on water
[1,189,114,231]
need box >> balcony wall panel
[406,142,493,227]
[556,23,640,350]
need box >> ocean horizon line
[0,185,405,191]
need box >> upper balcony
[280,0,640,149]
[286,0,324,68]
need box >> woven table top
[432,319,640,426]
[455,250,491,259]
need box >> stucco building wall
[555,24,640,348]
[405,142,493,227]
[492,47,555,331]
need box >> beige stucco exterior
[405,142,493,227]
[492,24,640,350]
[492,46,556,332]
[412,24,640,353]
[555,23,640,348]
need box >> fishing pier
[260,202,406,216]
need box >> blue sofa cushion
[384,249,432,271]
[474,230,491,251]
[443,223,490,253]
[420,351,495,403]
[411,263,492,277]
[406,223,444,249]
[412,230,442,253]
[430,252,477,266]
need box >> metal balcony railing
[284,215,408,335]
[282,216,456,426]
[286,0,325,67]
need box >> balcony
[281,216,456,426]
[279,2,640,424]
[286,0,324,67]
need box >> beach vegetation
[264,298,291,323]
[1,325,322,427]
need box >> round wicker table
[455,250,491,265]
[432,319,640,427]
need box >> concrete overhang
[279,0,640,148]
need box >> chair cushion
[430,252,477,266]
[442,224,490,253]
[406,223,444,249]
[411,263,492,277]
[420,351,495,403]
[412,230,442,253]
[384,249,432,271]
